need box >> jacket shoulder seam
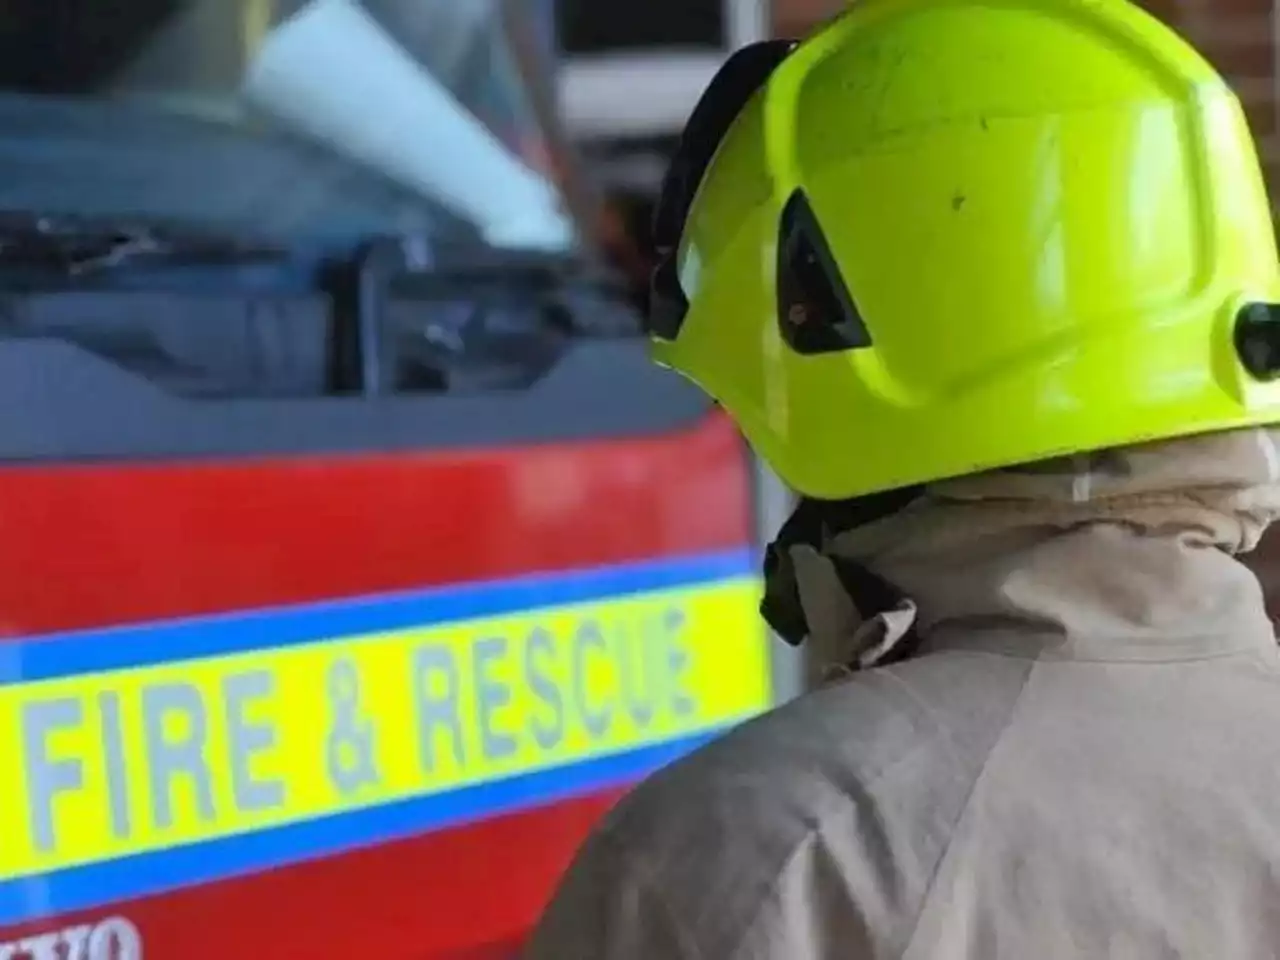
[718,731,959,960]
[595,823,709,960]
[896,658,1041,958]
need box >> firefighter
[525,0,1280,955]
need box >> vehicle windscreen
[0,0,581,252]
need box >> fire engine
[0,0,790,955]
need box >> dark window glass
[556,0,724,54]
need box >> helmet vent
[777,190,872,355]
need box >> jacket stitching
[895,657,1041,958]
[718,735,954,960]
[597,827,709,960]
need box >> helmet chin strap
[761,489,924,679]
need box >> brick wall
[772,0,845,36]
[1141,0,1279,203]
[770,0,1280,213]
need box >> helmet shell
[652,0,1280,499]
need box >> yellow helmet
[647,0,1280,500]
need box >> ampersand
[324,658,380,795]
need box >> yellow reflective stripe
[0,576,768,880]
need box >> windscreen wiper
[0,211,287,278]
[343,237,641,395]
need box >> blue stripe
[0,730,724,927]
[0,548,757,684]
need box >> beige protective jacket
[524,429,1280,959]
